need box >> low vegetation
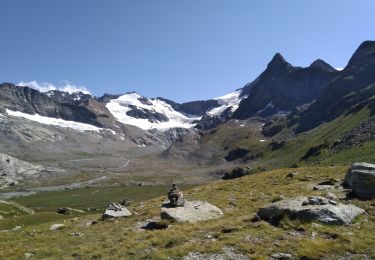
[1,166,374,259]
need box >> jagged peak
[309,59,336,72]
[267,53,292,70]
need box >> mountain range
[0,40,374,188]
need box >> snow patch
[6,109,102,132]
[207,90,245,116]
[259,139,266,142]
[106,93,200,131]
[18,80,91,95]
[256,101,275,115]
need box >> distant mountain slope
[233,53,340,119]
[0,83,101,127]
[296,40,375,132]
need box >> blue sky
[1,1,374,102]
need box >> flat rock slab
[257,197,365,225]
[161,200,223,223]
[102,202,132,219]
[344,162,375,199]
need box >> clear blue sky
[1,1,374,102]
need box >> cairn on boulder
[102,202,132,220]
[167,184,185,207]
[161,184,223,223]
[343,162,375,199]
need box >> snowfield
[106,93,201,130]
[207,90,245,116]
[5,109,103,132]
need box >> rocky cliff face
[232,54,340,119]
[157,98,220,116]
[296,41,375,132]
[0,83,101,127]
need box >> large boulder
[161,200,223,223]
[257,196,365,225]
[343,162,375,199]
[102,202,132,219]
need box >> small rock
[70,232,84,237]
[325,192,338,200]
[311,223,322,228]
[328,200,338,205]
[57,208,70,215]
[12,225,21,231]
[271,253,292,259]
[24,253,34,258]
[313,185,334,191]
[119,199,131,207]
[49,224,65,231]
[286,172,299,178]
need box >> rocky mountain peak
[309,59,337,72]
[347,40,375,68]
[267,53,291,70]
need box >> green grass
[0,184,194,231]
[0,201,32,219]
[0,166,374,259]
[13,185,188,212]
[260,108,372,168]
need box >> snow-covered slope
[207,90,245,116]
[106,93,200,130]
[5,109,104,132]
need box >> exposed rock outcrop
[222,167,251,180]
[256,196,365,225]
[161,200,223,223]
[344,162,375,199]
[0,153,44,188]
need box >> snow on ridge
[6,109,102,132]
[106,93,200,131]
[18,81,91,95]
[208,89,245,116]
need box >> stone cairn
[167,184,185,207]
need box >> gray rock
[161,200,223,223]
[182,247,249,260]
[286,172,299,178]
[343,162,375,199]
[49,224,65,231]
[257,196,365,225]
[102,202,132,219]
[325,192,338,200]
[271,253,293,259]
[0,153,44,188]
[24,253,34,258]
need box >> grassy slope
[260,108,373,168]
[0,166,374,259]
